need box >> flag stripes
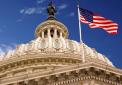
[79,8,118,34]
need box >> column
[48,29,51,38]
[42,31,44,38]
[60,31,63,38]
[54,29,57,38]
[48,28,52,48]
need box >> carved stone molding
[1,63,121,85]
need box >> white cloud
[0,43,17,59]
[18,7,46,22]
[37,0,47,4]
[0,48,5,60]
[20,7,46,15]
[0,48,5,55]
[25,8,36,15]
[69,12,75,17]
[19,3,67,17]
[20,8,36,15]
[55,4,68,15]
[0,43,17,55]
[20,9,24,14]
[58,4,68,10]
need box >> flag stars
[79,7,118,34]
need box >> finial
[47,1,57,20]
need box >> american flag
[79,8,118,34]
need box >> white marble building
[0,2,121,85]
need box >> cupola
[35,2,68,38]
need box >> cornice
[0,57,81,74]
[0,62,121,85]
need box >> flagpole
[77,5,85,63]
[77,5,82,43]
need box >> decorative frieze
[0,63,121,85]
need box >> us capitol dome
[0,2,121,85]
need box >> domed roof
[0,37,114,67]
[1,37,82,63]
[0,2,114,76]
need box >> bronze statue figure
[47,2,56,17]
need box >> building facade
[0,2,122,85]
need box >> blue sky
[0,0,122,68]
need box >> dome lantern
[35,2,69,38]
